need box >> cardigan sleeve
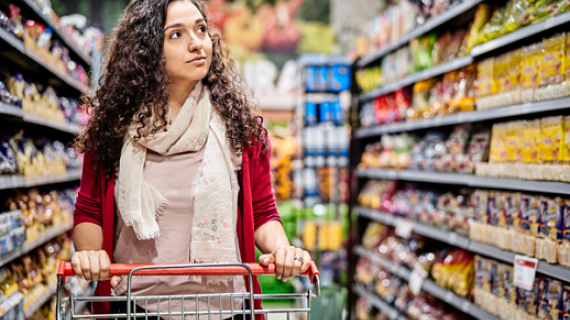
[74,153,103,228]
[251,136,282,231]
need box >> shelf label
[544,17,556,30]
[409,263,427,295]
[513,255,538,290]
[448,232,458,245]
[395,220,414,238]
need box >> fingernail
[263,258,269,265]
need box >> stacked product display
[0,0,98,318]
[350,1,570,320]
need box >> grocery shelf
[471,10,570,57]
[356,96,570,138]
[0,169,82,191]
[356,207,570,283]
[0,102,82,134]
[353,284,409,320]
[17,0,91,66]
[256,94,296,111]
[0,28,90,95]
[24,283,57,318]
[356,246,499,320]
[360,56,473,102]
[0,222,73,268]
[356,0,484,68]
[356,169,570,195]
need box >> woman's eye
[197,26,206,33]
[170,32,181,39]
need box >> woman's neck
[168,80,198,123]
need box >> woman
[71,0,311,319]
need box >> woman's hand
[259,246,311,281]
[71,250,111,282]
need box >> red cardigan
[73,137,280,320]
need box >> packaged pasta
[540,116,563,162]
[504,265,517,304]
[477,57,496,97]
[522,194,541,235]
[521,43,543,89]
[522,120,541,163]
[562,116,570,162]
[563,199,570,243]
[539,197,564,240]
[541,33,566,85]
[518,278,540,316]
[490,123,508,162]
[506,192,522,228]
[506,121,524,162]
[507,48,523,90]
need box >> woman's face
[163,1,212,85]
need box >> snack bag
[540,116,563,162]
[496,53,510,93]
[522,120,541,163]
[506,121,523,161]
[504,265,517,304]
[460,4,492,55]
[521,43,543,89]
[549,279,564,320]
[563,200,570,243]
[8,4,23,39]
[542,33,566,85]
[538,277,551,319]
[518,278,540,316]
[562,116,570,162]
[475,255,491,289]
[506,48,523,91]
[563,285,570,320]
[543,197,564,240]
[506,192,522,228]
[490,123,508,162]
[477,58,496,97]
[522,194,541,234]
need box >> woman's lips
[188,58,206,66]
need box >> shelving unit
[357,7,570,104]
[0,28,90,95]
[356,0,484,68]
[17,0,91,66]
[353,284,409,320]
[0,102,81,134]
[356,246,499,320]
[356,169,570,195]
[355,207,570,284]
[24,283,57,319]
[0,222,73,268]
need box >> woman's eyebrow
[164,19,206,31]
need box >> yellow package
[507,49,523,90]
[505,121,523,161]
[521,120,540,163]
[540,116,563,162]
[496,53,510,93]
[490,123,508,162]
[542,33,566,85]
[562,116,570,162]
[477,57,496,96]
[566,32,570,79]
[521,43,543,89]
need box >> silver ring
[294,256,304,264]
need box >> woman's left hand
[259,245,311,281]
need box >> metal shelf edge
[0,170,82,191]
[22,113,81,134]
[356,169,570,195]
[356,96,570,138]
[356,0,483,68]
[353,284,408,320]
[24,283,57,318]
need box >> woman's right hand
[71,250,111,282]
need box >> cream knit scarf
[116,81,241,264]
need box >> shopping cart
[56,261,320,320]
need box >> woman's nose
[188,33,203,52]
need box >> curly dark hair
[76,0,266,178]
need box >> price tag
[513,255,539,290]
[445,291,454,303]
[544,17,556,30]
[408,263,427,295]
[448,232,458,245]
[461,300,471,313]
[396,220,414,238]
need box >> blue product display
[319,101,332,123]
[329,64,351,92]
[315,66,328,92]
[306,101,318,126]
[331,99,343,124]
[306,66,318,92]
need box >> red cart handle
[58,261,320,285]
